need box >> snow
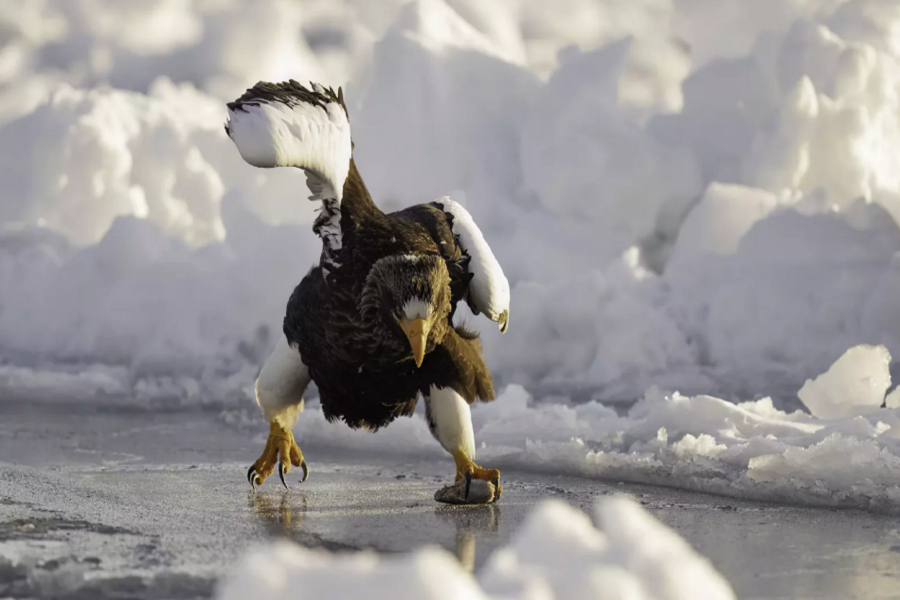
[0,79,229,246]
[798,344,892,419]
[5,0,900,515]
[279,367,900,512]
[217,543,486,600]
[216,497,735,600]
[669,183,781,260]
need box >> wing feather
[432,197,510,332]
[225,80,351,204]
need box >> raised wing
[402,198,510,333]
[225,80,351,203]
[225,80,352,272]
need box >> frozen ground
[3,396,900,600]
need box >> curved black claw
[279,462,289,490]
[464,470,473,501]
[300,459,309,483]
[247,465,259,490]
[492,476,501,501]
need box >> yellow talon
[248,421,307,489]
[453,450,502,499]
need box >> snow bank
[0,0,342,98]
[6,0,900,400]
[215,497,735,600]
[198,348,900,512]
[273,349,900,513]
[6,0,900,510]
[0,80,227,246]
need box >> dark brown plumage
[283,160,495,430]
[227,80,501,431]
[229,80,512,501]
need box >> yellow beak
[398,317,428,368]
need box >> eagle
[225,80,510,503]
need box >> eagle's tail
[224,80,352,203]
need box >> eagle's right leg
[247,336,311,489]
[425,385,502,502]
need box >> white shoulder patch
[435,197,510,331]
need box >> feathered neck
[314,156,383,276]
[341,157,382,220]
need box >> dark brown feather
[280,123,495,430]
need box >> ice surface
[216,497,735,600]
[5,0,900,510]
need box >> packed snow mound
[4,0,900,402]
[0,0,334,97]
[669,183,781,261]
[666,201,900,401]
[353,0,539,220]
[215,497,735,600]
[798,344,892,419]
[0,79,229,246]
[7,0,900,510]
[217,543,486,600]
[480,498,734,600]
[519,39,701,263]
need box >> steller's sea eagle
[225,81,510,503]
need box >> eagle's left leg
[425,385,502,502]
[247,336,311,489]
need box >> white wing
[434,197,510,332]
[225,81,352,205]
[225,81,351,272]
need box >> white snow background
[4,0,900,552]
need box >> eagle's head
[361,254,452,367]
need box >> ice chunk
[798,344,891,419]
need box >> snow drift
[261,342,900,513]
[4,0,900,509]
[216,497,735,600]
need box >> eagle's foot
[453,451,502,502]
[247,420,308,490]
